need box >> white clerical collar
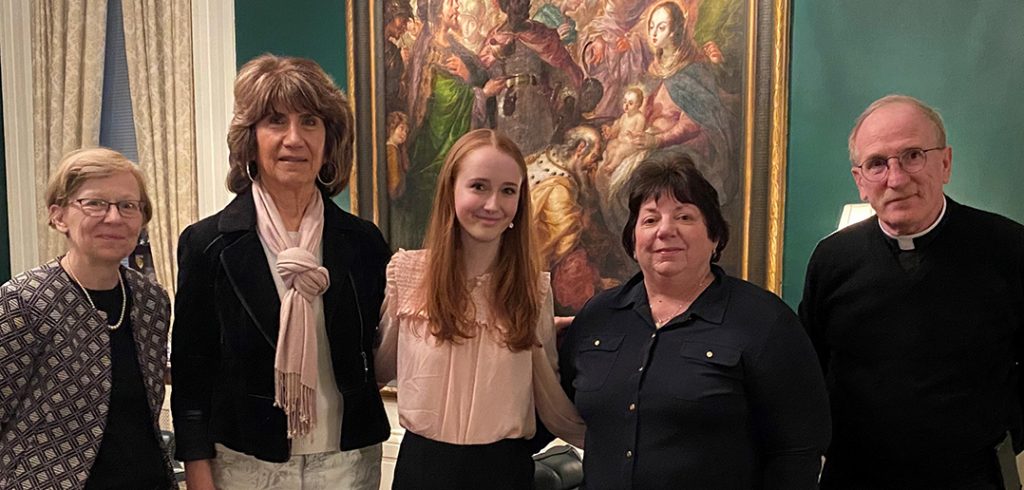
[879,198,947,251]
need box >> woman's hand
[585,37,606,66]
[184,459,217,490]
[703,41,724,64]
[614,35,631,53]
[554,316,575,334]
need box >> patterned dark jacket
[0,260,174,489]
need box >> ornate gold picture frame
[348,0,790,304]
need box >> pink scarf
[252,182,329,438]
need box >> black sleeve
[365,223,392,359]
[799,245,831,373]
[558,313,582,403]
[170,225,221,461]
[746,307,832,490]
[1015,228,1024,453]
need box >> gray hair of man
[847,94,947,165]
[562,125,602,167]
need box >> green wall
[234,0,351,210]
[782,1,1024,306]
[229,0,1023,298]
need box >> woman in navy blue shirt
[560,153,831,489]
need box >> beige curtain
[31,0,109,261]
[121,0,197,297]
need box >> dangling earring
[246,161,257,183]
[317,167,330,186]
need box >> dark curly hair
[621,152,730,263]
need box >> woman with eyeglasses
[0,148,175,489]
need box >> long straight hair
[421,129,541,351]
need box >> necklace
[62,257,127,331]
[652,272,711,328]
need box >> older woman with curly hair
[171,54,391,490]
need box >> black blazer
[170,189,391,463]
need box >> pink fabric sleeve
[655,117,702,148]
[533,279,586,447]
[647,85,703,148]
[373,266,400,387]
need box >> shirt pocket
[674,341,744,400]
[572,335,624,392]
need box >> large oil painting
[348,0,791,314]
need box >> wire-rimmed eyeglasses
[72,198,145,218]
[854,147,944,182]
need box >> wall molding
[1,0,40,275]
[192,0,236,219]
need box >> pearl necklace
[63,257,127,331]
[652,272,711,328]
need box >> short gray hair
[848,94,946,164]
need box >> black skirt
[392,431,534,489]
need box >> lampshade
[837,203,875,231]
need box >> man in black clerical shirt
[800,94,1024,489]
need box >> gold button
[628,403,636,411]
[594,339,601,346]
[625,450,633,458]
[706,350,714,358]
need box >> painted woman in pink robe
[596,1,737,236]
[577,0,654,118]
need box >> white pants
[212,443,382,490]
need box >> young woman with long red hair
[375,128,585,489]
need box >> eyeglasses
[854,147,944,182]
[72,198,145,218]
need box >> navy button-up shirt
[560,266,830,489]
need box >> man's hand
[557,23,573,41]
[444,55,470,82]
[483,78,507,97]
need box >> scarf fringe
[274,370,317,439]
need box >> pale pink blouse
[375,249,585,447]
